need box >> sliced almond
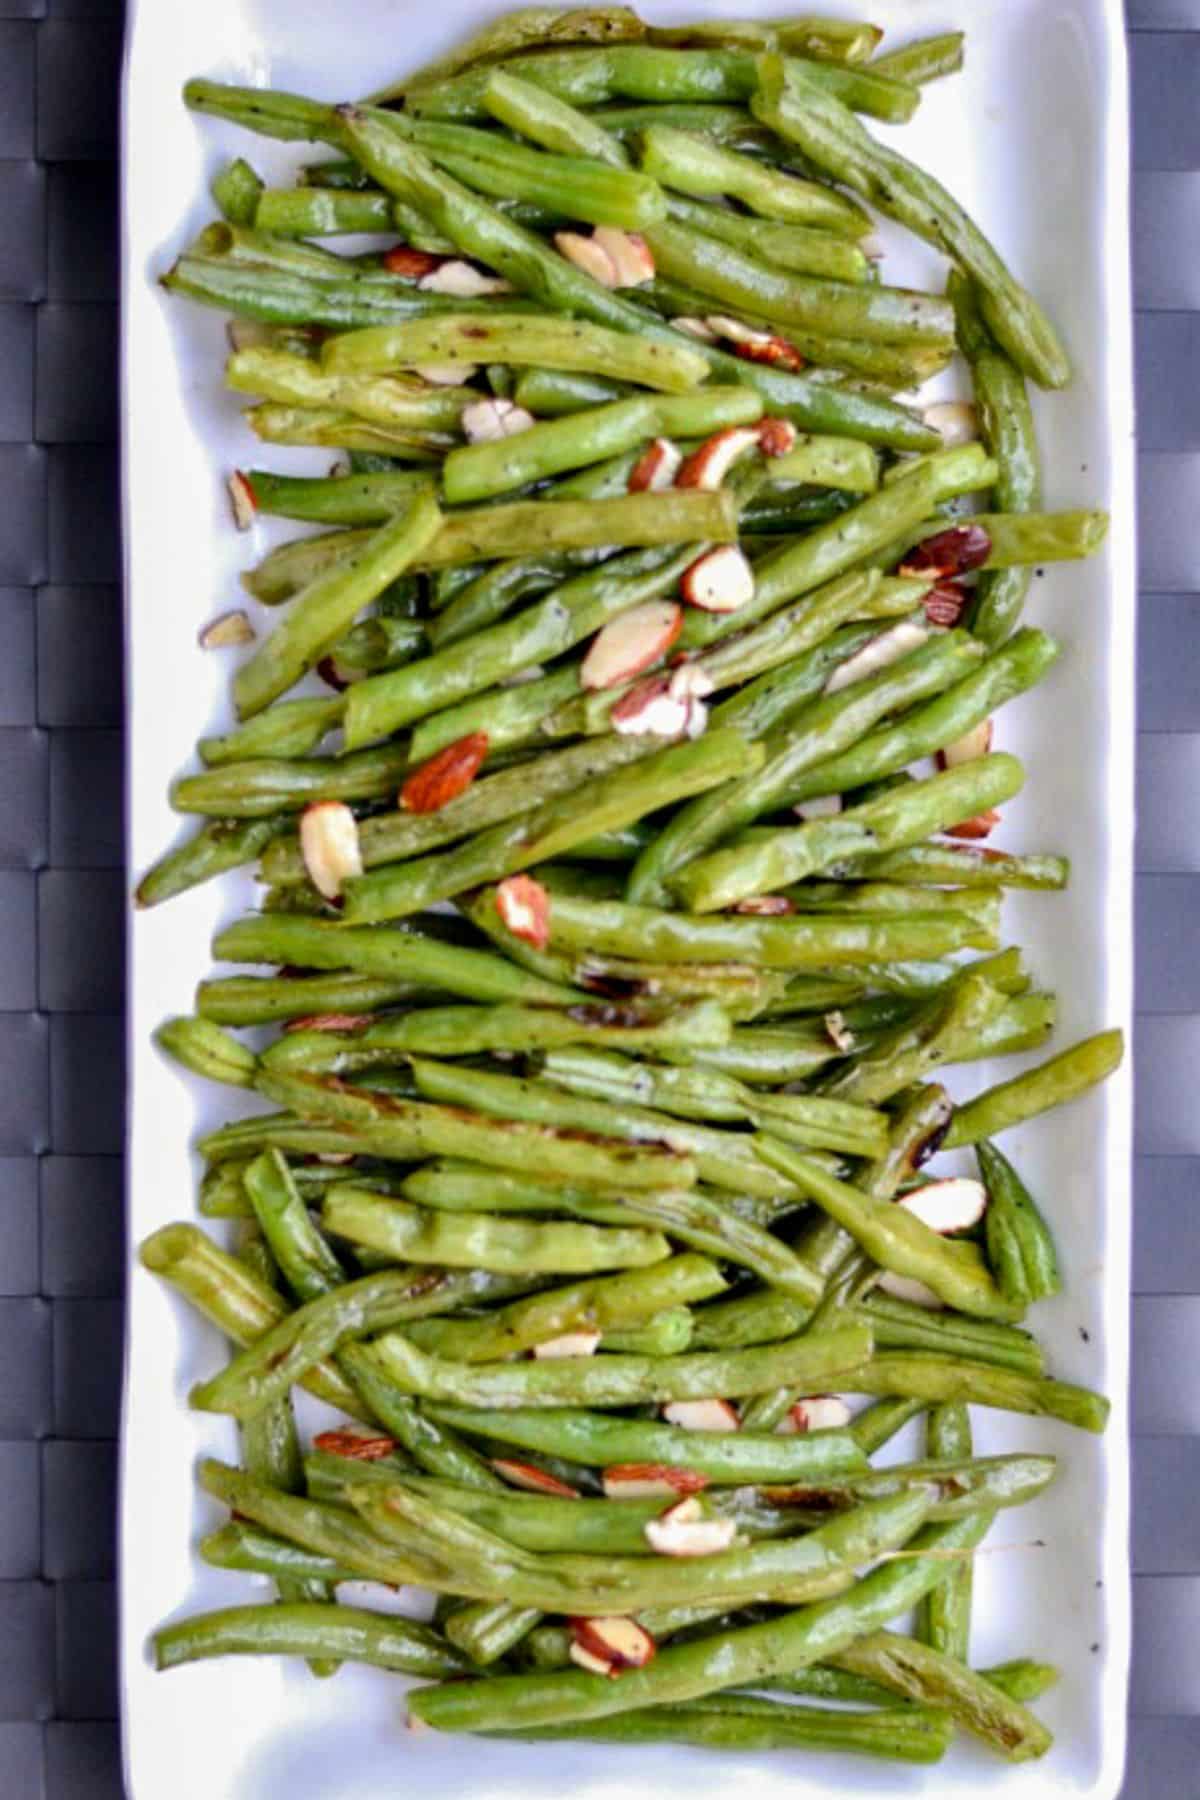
[671,316,718,342]
[313,1428,398,1461]
[923,580,970,628]
[706,314,773,349]
[823,621,930,694]
[532,1330,602,1360]
[227,470,257,530]
[793,794,842,822]
[416,259,511,297]
[300,801,363,901]
[644,1495,738,1558]
[923,400,979,448]
[198,609,256,649]
[681,545,755,614]
[492,1458,580,1499]
[896,1176,988,1234]
[945,808,1001,841]
[569,1615,656,1674]
[732,895,794,915]
[413,361,478,386]
[602,1463,710,1500]
[461,397,535,443]
[676,425,762,491]
[628,437,682,493]
[384,246,445,280]
[938,719,994,769]
[876,1270,943,1309]
[661,1398,740,1432]
[495,873,551,950]
[899,522,992,581]
[758,417,798,458]
[555,231,620,287]
[824,1010,855,1052]
[610,675,690,738]
[283,1013,370,1034]
[776,1395,853,1434]
[581,599,683,690]
[313,1151,356,1165]
[593,227,655,286]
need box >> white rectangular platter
[119,2,1136,1794]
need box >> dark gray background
[0,0,1193,1793]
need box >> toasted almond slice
[593,227,655,286]
[602,1463,710,1500]
[793,794,842,822]
[417,259,510,297]
[777,1395,853,1434]
[923,580,970,628]
[944,808,1001,841]
[532,1331,602,1360]
[671,316,718,342]
[938,719,994,769]
[401,732,489,814]
[199,609,255,649]
[644,1496,738,1558]
[555,231,620,287]
[733,895,794,916]
[569,1639,617,1676]
[734,336,804,372]
[413,361,478,386]
[581,599,683,690]
[492,1458,580,1499]
[300,801,363,900]
[897,1176,988,1234]
[758,417,798,457]
[283,1013,371,1035]
[676,425,762,491]
[824,1009,855,1052]
[876,1270,943,1309]
[681,545,755,614]
[628,437,682,493]
[570,1615,656,1673]
[384,246,444,280]
[923,400,979,448]
[461,397,536,443]
[661,1398,740,1432]
[495,873,551,950]
[706,313,772,348]
[823,621,930,694]
[313,1429,398,1461]
[227,470,257,530]
[611,675,690,739]
[899,522,992,581]
[313,1151,356,1165]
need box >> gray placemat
[0,1,1192,1792]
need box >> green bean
[984,1659,1061,1703]
[443,386,760,504]
[227,344,476,429]
[674,753,1027,913]
[343,542,700,747]
[831,1630,1053,1760]
[138,1223,367,1419]
[511,368,630,416]
[200,1521,360,1585]
[155,1601,468,1678]
[872,33,966,85]
[200,1155,377,1219]
[851,1396,927,1455]
[978,1139,1062,1307]
[943,1030,1125,1148]
[170,742,410,819]
[753,57,1069,388]
[767,432,880,490]
[844,1351,1110,1433]
[629,628,983,903]
[190,1264,511,1419]
[333,105,938,449]
[407,1254,724,1363]
[212,913,580,1006]
[541,1043,886,1156]
[385,7,647,98]
[640,123,869,233]
[949,269,1042,643]
[502,1696,954,1761]
[665,196,869,282]
[918,1406,974,1659]
[242,402,450,458]
[482,66,630,164]
[254,185,396,235]
[826,843,1069,890]
[235,469,434,530]
[758,1137,1020,1324]
[643,220,953,349]
[197,696,345,766]
[407,1496,972,1730]
[234,492,440,717]
[212,156,263,225]
[257,1065,696,1191]
[444,1599,543,1665]
[431,1403,867,1482]
[342,729,762,922]
[196,970,434,1027]
[647,20,883,64]
[323,312,708,391]
[155,1016,257,1089]
[819,973,1006,1106]
[323,1186,672,1275]
[603,1309,694,1356]
[406,47,919,127]
[136,816,287,908]
[403,1162,793,1236]
[598,101,774,145]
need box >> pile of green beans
[139,7,1121,1775]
